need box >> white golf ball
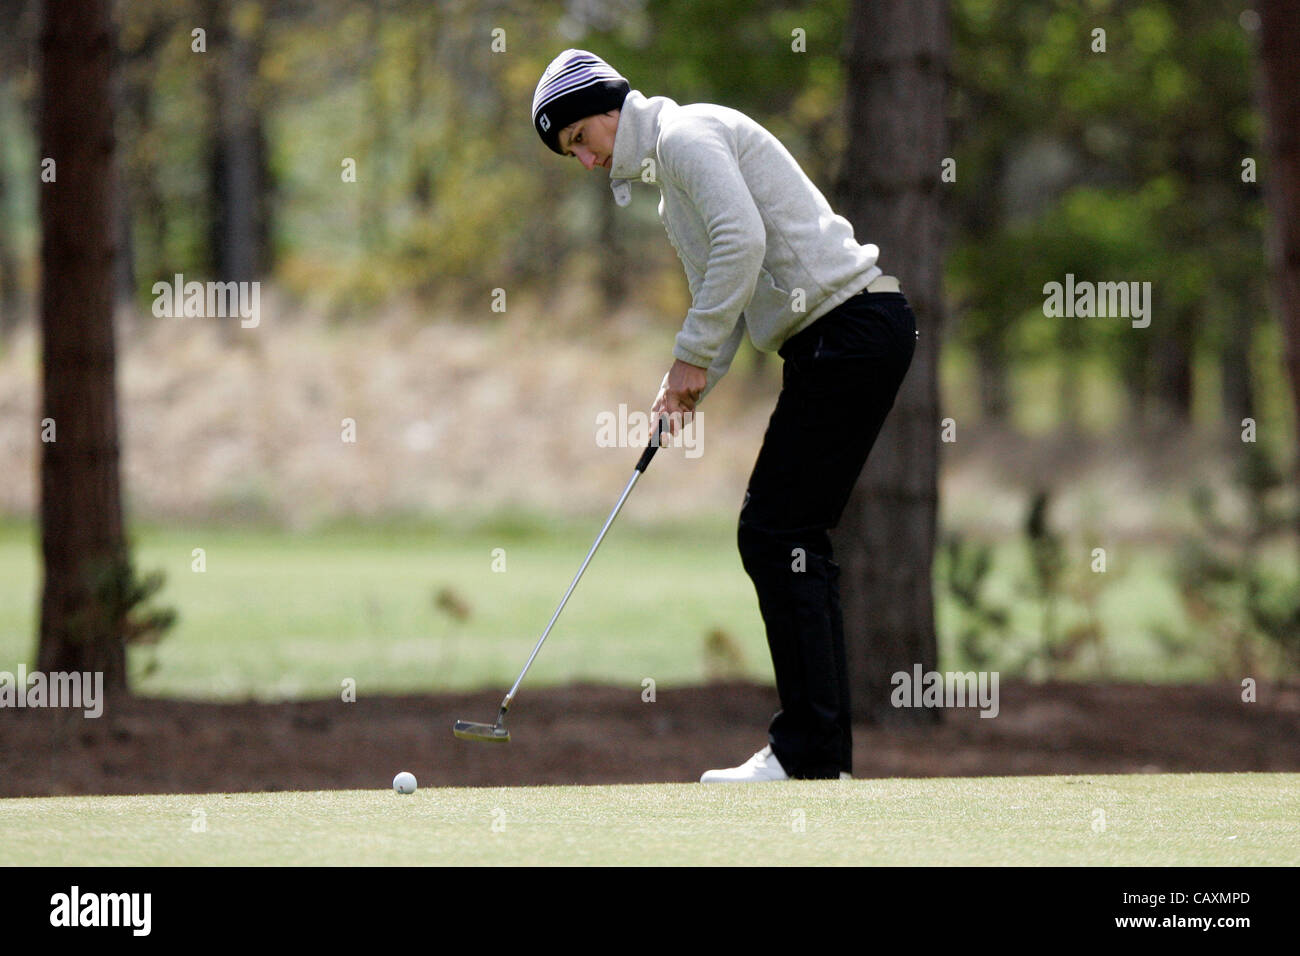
[393,771,417,794]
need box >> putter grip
[635,415,670,473]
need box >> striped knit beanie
[532,49,630,155]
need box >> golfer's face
[559,112,618,171]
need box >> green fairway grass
[0,516,1252,699]
[0,516,1241,698]
[2,773,1296,866]
[0,516,769,698]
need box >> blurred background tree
[1258,0,1300,539]
[832,0,948,725]
[35,0,131,688]
[0,0,1295,700]
[0,0,1277,437]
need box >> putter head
[453,719,510,743]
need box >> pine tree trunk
[36,0,129,690]
[1150,306,1194,429]
[1258,1,1300,515]
[1219,305,1255,440]
[0,158,20,335]
[833,0,948,725]
[206,0,267,289]
[974,337,1010,422]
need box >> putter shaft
[455,418,667,742]
[504,467,643,702]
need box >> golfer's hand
[651,359,707,437]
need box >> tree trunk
[974,336,1010,422]
[119,20,174,291]
[1258,1,1300,519]
[0,156,19,335]
[1119,337,1149,425]
[833,0,948,725]
[361,0,389,253]
[36,0,129,690]
[113,158,134,304]
[962,150,1012,425]
[1057,313,1083,435]
[1220,304,1255,440]
[1150,305,1194,429]
[206,0,268,289]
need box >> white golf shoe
[699,746,855,782]
[700,745,789,783]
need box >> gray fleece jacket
[607,90,882,398]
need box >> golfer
[532,50,916,782]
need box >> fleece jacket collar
[608,90,677,206]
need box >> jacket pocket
[745,268,799,346]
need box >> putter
[454,415,671,743]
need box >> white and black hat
[532,49,630,155]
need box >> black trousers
[738,289,917,778]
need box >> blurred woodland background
[1,0,1298,722]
